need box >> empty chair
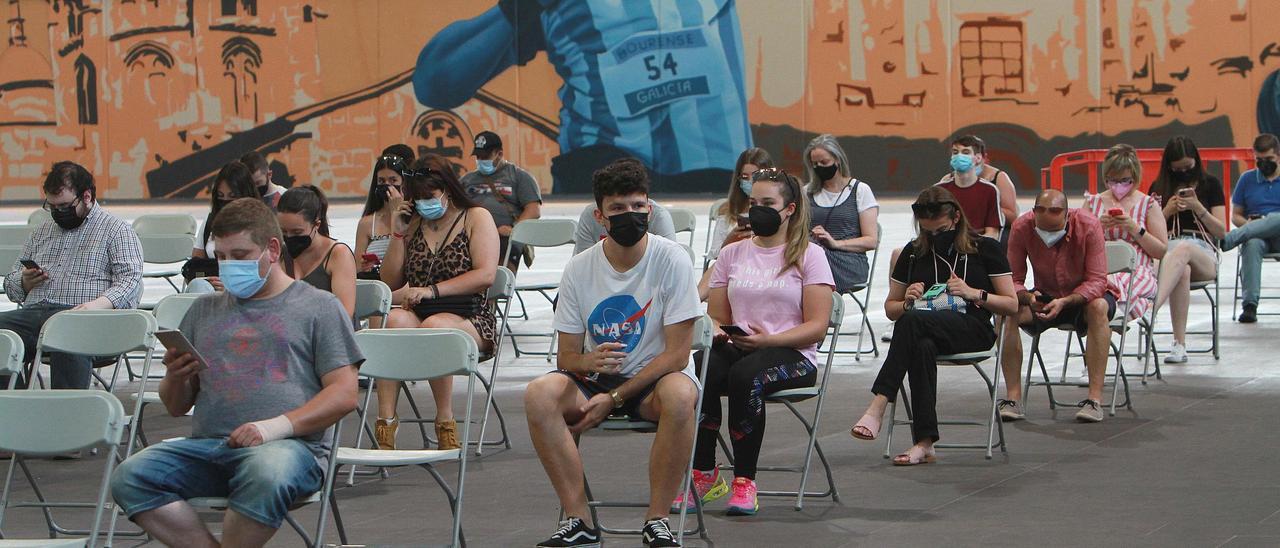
[668,206,697,248]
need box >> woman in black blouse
[849,187,1018,465]
[1147,136,1227,364]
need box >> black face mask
[50,202,85,231]
[925,227,958,255]
[1259,159,1279,178]
[284,234,312,258]
[606,211,649,247]
[813,163,840,182]
[376,185,391,201]
[748,205,784,237]
[1170,169,1196,183]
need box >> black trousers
[0,304,92,389]
[871,310,994,444]
[693,344,816,479]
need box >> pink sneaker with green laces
[669,468,729,514]
[725,477,758,516]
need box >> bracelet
[429,284,439,299]
[392,232,406,240]
[609,389,626,409]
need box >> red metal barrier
[1039,147,1255,214]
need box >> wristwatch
[609,389,625,409]
[1136,227,1147,238]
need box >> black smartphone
[720,325,750,337]
[19,259,39,271]
[1035,293,1054,304]
[735,215,750,229]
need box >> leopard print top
[403,213,497,347]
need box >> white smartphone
[155,330,209,371]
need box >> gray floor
[2,199,1278,547]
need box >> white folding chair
[581,315,714,544]
[821,222,882,361]
[505,219,576,359]
[1232,251,1280,320]
[0,390,127,548]
[27,310,158,542]
[702,198,728,271]
[131,214,198,236]
[330,328,481,547]
[0,226,30,247]
[136,233,197,296]
[715,297,845,510]
[128,294,204,446]
[26,209,50,228]
[474,266,515,456]
[0,330,22,391]
[1024,242,1138,416]
[668,207,698,248]
[0,247,21,298]
[344,280,395,484]
[883,316,1008,459]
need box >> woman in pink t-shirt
[674,168,835,516]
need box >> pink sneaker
[725,477,758,516]
[669,468,729,514]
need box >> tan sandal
[892,447,937,466]
[851,413,882,441]
[435,419,460,450]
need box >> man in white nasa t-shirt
[525,158,700,548]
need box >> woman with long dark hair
[355,145,416,280]
[277,185,357,320]
[1147,136,1227,363]
[188,162,259,290]
[850,187,1018,466]
[376,154,500,451]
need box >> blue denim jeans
[1225,212,1280,304]
[110,437,323,528]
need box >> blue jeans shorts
[110,437,323,528]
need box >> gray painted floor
[2,199,1277,547]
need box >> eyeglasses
[1105,178,1135,186]
[41,198,80,213]
[751,167,788,181]
[910,201,957,219]
[1032,205,1066,215]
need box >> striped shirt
[539,0,751,174]
[3,204,144,309]
[1084,194,1158,320]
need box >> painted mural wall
[0,0,1272,200]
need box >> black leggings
[693,345,816,479]
[871,310,994,444]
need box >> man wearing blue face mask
[111,198,362,547]
[1001,189,1118,423]
[459,131,542,271]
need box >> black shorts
[1025,292,1117,335]
[551,370,667,419]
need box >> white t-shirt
[553,235,701,380]
[194,221,215,256]
[812,178,878,211]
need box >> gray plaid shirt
[3,203,143,309]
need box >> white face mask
[1035,227,1067,247]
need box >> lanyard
[931,250,967,285]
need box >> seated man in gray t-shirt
[111,198,363,548]
[573,199,678,255]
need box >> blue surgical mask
[476,159,497,175]
[415,198,446,220]
[739,178,753,196]
[219,250,271,299]
[950,154,975,173]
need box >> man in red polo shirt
[1000,189,1119,423]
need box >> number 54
[643,53,679,81]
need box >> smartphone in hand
[361,252,380,265]
[921,283,948,301]
[735,215,750,229]
[19,259,40,271]
[1178,187,1195,198]
[1107,208,1124,217]
[1035,293,1055,304]
[156,330,209,372]
[719,325,750,337]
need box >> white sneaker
[1164,343,1188,364]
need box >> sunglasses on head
[379,154,407,170]
[1033,205,1066,215]
[400,167,441,180]
[910,201,956,219]
[751,167,789,182]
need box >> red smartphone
[1107,208,1124,217]
[361,253,380,264]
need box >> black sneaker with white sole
[536,517,600,548]
[642,517,681,547]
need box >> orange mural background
[0,0,1273,200]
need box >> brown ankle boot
[375,417,398,450]
[435,419,460,450]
